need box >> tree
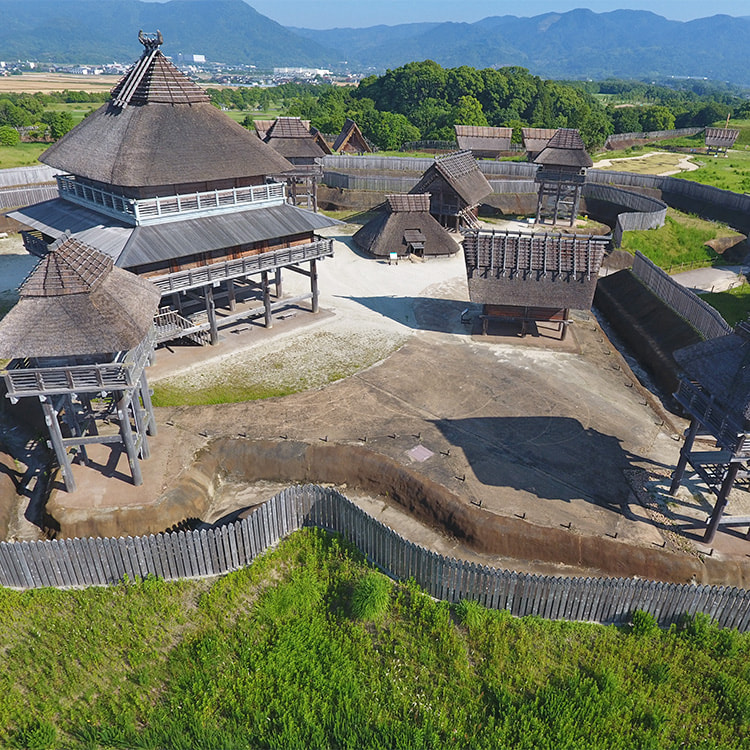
[641,105,675,132]
[452,95,488,127]
[611,105,642,134]
[0,125,20,146]
[41,111,74,140]
[359,110,419,151]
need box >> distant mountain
[1,2,750,84]
[0,0,336,67]
[294,9,750,84]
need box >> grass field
[0,73,120,94]
[700,283,750,327]
[0,143,48,169]
[0,528,748,749]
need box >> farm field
[0,73,120,94]
[1,528,748,750]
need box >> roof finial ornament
[138,30,163,51]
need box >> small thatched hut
[409,151,492,230]
[0,234,160,491]
[521,128,557,160]
[333,118,372,154]
[352,194,458,259]
[260,117,327,165]
[454,126,513,159]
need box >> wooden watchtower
[533,129,592,227]
[0,235,160,492]
[10,31,338,348]
[670,322,750,542]
[409,151,492,231]
[462,229,609,337]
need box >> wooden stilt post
[312,176,318,212]
[227,279,236,311]
[116,392,143,486]
[41,397,76,492]
[310,259,319,313]
[139,370,157,437]
[131,390,150,460]
[669,419,700,495]
[704,461,741,543]
[63,393,89,465]
[262,271,273,328]
[275,267,282,298]
[204,284,219,345]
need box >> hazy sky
[236,1,748,28]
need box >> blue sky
[239,1,748,28]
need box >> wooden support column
[262,271,273,328]
[312,176,318,212]
[139,370,157,437]
[116,392,143,486]
[275,267,282,298]
[669,418,700,495]
[310,259,319,313]
[204,284,219,346]
[172,292,183,315]
[63,394,89,466]
[41,397,76,492]
[227,279,236,311]
[131,390,150,461]
[704,461,741,543]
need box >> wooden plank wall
[632,251,732,339]
[1,485,749,630]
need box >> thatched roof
[674,322,750,422]
[256,117,326,162]
[463,230,609,309]
[534,129,593,169]
[522,128,557,157]
[353,193,458,258]
[10,198,339,270]
[0,235,160,358]
[705,127,740,149]
[333,118,372,153]
[409,151,492,209]
[309,126,333,155]
[455,126,513,156]
[40,34,292,190]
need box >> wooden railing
[0,485,749,631]
[56,175,287,226]
[150,239,333,294]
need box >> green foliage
[0,529,749,749]
[0,125,20,146]
[701,283,750,328]
[629,608,659,636]
[350,570,391,620]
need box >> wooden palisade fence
[1,485,749,630]
[631,252,732,340]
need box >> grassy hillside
[0,529,748,749]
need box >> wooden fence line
[604,128,703,147]
[1,485,749,630]
[631,252,732,339]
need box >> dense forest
[206,63,750,151]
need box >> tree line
[208,62,750,152]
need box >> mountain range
[2,0,750,84]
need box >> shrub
[350,570,391,620]
[0,125,20,146]
[629,608,659,636]
[454,598,485,630]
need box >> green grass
[0,528,748,749]
[152,381,296,407]
[0,142,47,169]
[701,283,750,327]
[619,209,737,270]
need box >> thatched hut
[533,128,592,227]
[670,322,750,542]
[9,31,338,347]
[0,234,160,491]
[463,228,609,337]
[409,151,492,231]
[333,118,372,154]
[352,194,458,259]
[454,126,513,159]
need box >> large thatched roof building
[409,151,492,230]
[9,31,338,346]
[352,194,458,258]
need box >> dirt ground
[4,225,750,585]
